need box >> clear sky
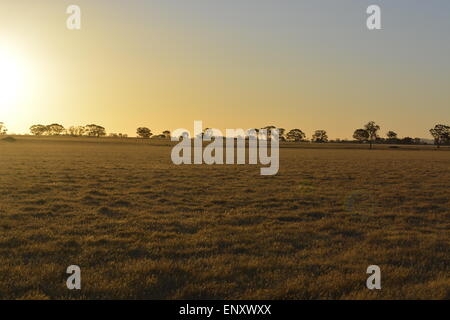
[0,0,449,138]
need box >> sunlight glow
[0,46,28,111]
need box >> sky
[0,0,449,139]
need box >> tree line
[0,121,449,148]
[349,122,450,149]
[248,122,450,149]
[136,122,449,149]
[28,124,108,137]
[136,127,171,139]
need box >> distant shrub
[1,136,16,143]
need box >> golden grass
[0,137,449,299]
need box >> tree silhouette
[312,130,328,143]
[278,128,286,141]
[13,121,450,149]
[136,127,152,139]
[0,122,7,135]
[68,126,85,137]
[30,124,47,136]
[47,124,65,136]
[261,126,277,140]
[162,130,171,139]
[401,137,414,144]
[286,129,306,142]
[364,121,380,149]
[386,131,398,141]
[202,128,214,139]
[430,124,450,149]
[85,124,106,137]
[247,129,260,139]
[353,129,369,143]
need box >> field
[0,136,449,299]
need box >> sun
[0,47,27,110]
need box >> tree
[286,129,306,142]
[386,131,398,141]
[401,137,414,145]
[162,130,171,139]
[312,130,328,143]
[430,124,450,149]
[0,122,8,135]
[261,126,277,140]
[85,124,106,137]
[202,128,214,139]
[47,123,65,136]
[247,128,260,138]
[30,124,48,136]
[278,128,286,141]
[68,126,85,136]
[136,127,152,139]
[364,121,380,149]
[353,129,369,143]
[178,131,190,140]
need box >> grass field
[0,136,449,299]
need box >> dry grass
[0,136,449,299]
